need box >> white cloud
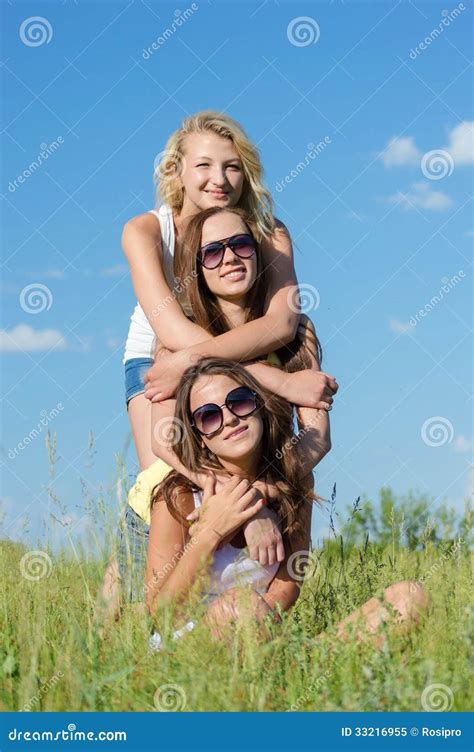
[0,324,67,352]
[389,318,412,335]
[463,230,474,237]
[43,269,66,279]
[379,136,421,167]
[453,435,473,454]
[386,181,453,212]
[443,121,474,166]
[101,264,127,277]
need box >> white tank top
[123,205,193,363]
[148,489,279,653]
[191,489,279,602]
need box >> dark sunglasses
[191,386,259,436]
[199,233,257,270]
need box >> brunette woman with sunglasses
[145,358,428,651]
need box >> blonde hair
[155,110,276,239]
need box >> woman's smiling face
[180,132,244,212]
[189,374,263,465]
[199,211,258,302]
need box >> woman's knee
[383,580,429,622]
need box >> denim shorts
[124,357,154,406]
[117,506,150,603]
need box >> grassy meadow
[1,483,472,713]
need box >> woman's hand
[188,474,264,545]
[242,506,285,565]
[281,370,338,410]
[144,349,192,402]
[186,475,284,565]
[204,588,277,639]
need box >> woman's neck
[217,454,260,481]
[217,296,247,328]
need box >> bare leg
[96,394,156,627]
[333,580,430,646]
[128,393,159,471]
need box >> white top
[123,205,193,364]
[148,489,280,652]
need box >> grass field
[1,487,472,713]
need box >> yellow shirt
[128,351,282,525]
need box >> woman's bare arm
[145,491,217,616]
[122,213,210,349]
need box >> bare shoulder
[122,210,162,239]
[263,217,292,254]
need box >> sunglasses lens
[231,235,256,258]
[194,405,222,435]
[201,244,224,269]
[227,387,257,417]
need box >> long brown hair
[174,206,267,336]
[175,206,322,368]
[151,358,315,542]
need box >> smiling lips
[205,189,228,199]
[220,267,246,281]
[224,425,248,441]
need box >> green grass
[1,489,472,712]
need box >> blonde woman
[122,111,336,470]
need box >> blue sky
[1,0,472,549]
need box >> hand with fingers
[282,370,339,410]
[143,348,191,402]
[185,473,265,546]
